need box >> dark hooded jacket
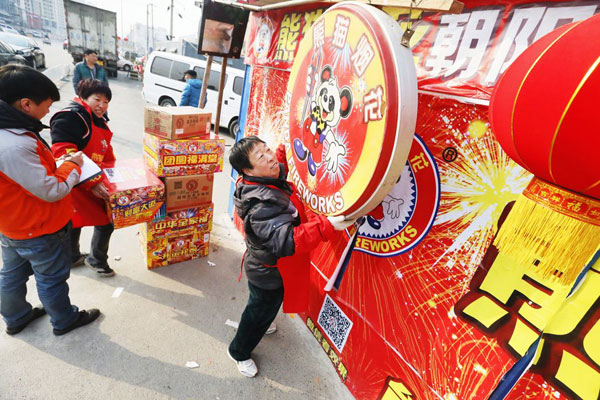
[234,165,299,289]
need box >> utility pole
[120,0,123,44]
[169,0,174,40]
[151,4,154,50]
[146,3,149,55]
[146,3,154,54]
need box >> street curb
[43,63,72,84]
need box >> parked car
[117,57,133,71]
[142,51,245,136]
[42,37,51,45]
[0,39,27,66]
[0,32,45,69]
[0,24,20,35]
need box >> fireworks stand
[141,105,225,269]
[223,0,600,398]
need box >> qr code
[317,295,353,352]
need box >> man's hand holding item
[63,151,84,167]
[327,215,357,231]
[91,182,110,200]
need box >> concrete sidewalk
[0,74,353,400]
[0,189,353,399]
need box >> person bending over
[227,136,353,377]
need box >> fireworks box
[144,106,212,140]
[104,159,165,229]
[143,133,225,177]
[139,229,210,269]
[141,203,213,241]
[139,204,213,269]
[165,174,214,212]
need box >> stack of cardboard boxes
[140,106,225,269]
[104,159,165,229]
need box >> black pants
[71,223,114,268]
[228,281,284,361]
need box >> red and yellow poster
[245,0,600,99]
[241,1,600,398]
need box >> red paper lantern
[489,13,600,199]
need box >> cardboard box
[143,133,225,177]
[144,106,212,140]
[165,174,213,212]
[139,204,213,269]
[141,203,213,241]
[104,159,165,229]
[139,229,210,269]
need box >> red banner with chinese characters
[241,1,600,399]
[244,0,600,100]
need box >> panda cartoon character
[293,65,353,177]
[253,18,273,61]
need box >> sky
[83,0,203,39]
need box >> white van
[142,51,245,136]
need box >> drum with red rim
[286,1,418,218]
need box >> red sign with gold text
[245,0,600,100]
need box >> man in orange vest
[0,65,100,336]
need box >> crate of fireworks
[139,203,213,269]
[104,159,165,229]
[143,133,225,177]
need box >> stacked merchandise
[104,158,165,229]
[140,106,225,269]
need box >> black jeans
[228,281,284,361]
[71,223,114,268]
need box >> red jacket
[0,100,80,239]
[50,98,116,227]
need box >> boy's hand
[91,182,110,200]
[65,151,84,167]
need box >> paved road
[1,50,354,400]
[39,40,71,69]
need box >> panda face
[316,78,342,126]
[255,22,272,58]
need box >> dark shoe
[84,258,115,278]
[294,138,307,161]
[366,216,382,230]
[6,306,46,335]
[308,153,317,176]
[53,309,100,336]
[72,252,89,267]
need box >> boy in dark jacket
[227,136,353,377]
[0,65,100,336]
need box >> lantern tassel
[493,180,600,285]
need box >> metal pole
[145,4,149,55]
[151,4,154,50]
[214,59,227,136]
[169,0,174,40]
[199,55,213,110]
[120,0,123,44]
